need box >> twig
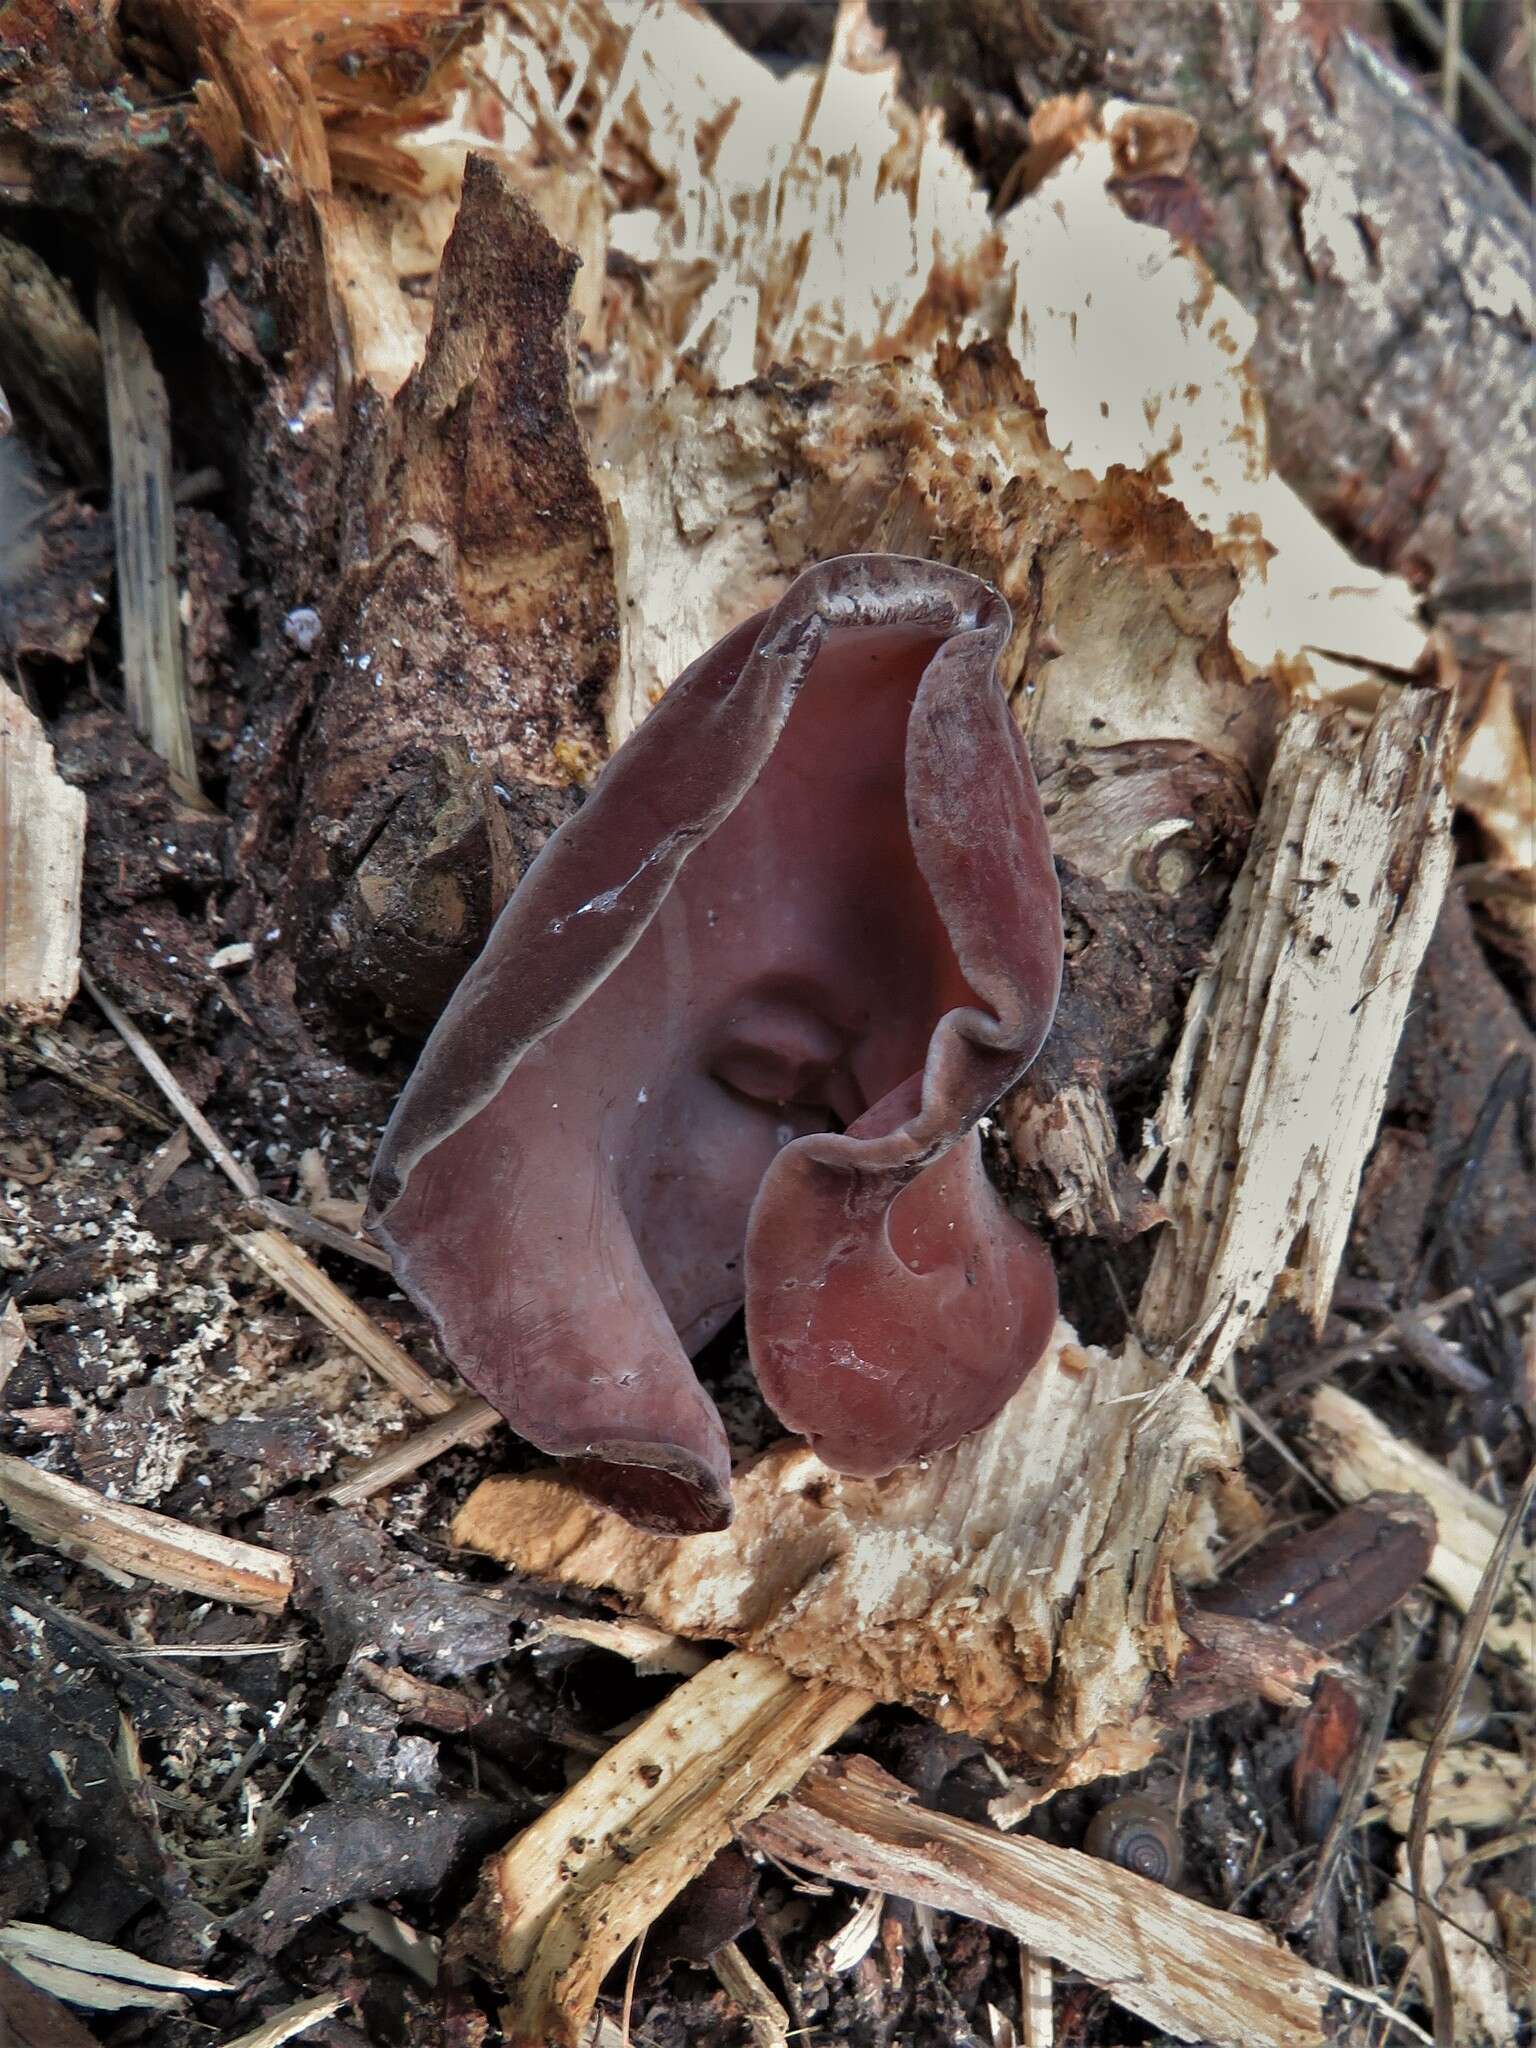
[232,1226,454,1417]
[1260,1276,1536,1410]
[324,1395,501,1505]
[98,277,201,802]
[245,1193,393,1270]
[1406,1456,1536,2048]
[1313,1968,1438,2048]
[79,968,453,1417]
[0,1026,170,1130]
[81,966,256,1196]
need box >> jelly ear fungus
[369,555,1063,1533]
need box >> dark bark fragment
[1197,1491,1436,1648]
[230,1791,509,1954]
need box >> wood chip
[528,1614,707,1677]
[98,276,201,802]
[1139,687,1456,1376]
[0,1923,226,2014]
[467,1649,869,2047]
[1303,1384,1535,1673]
[0,1453,292,1612]
[0,683,85,1024]
[746,1756,1330,2048]
[216,1993,344,2048]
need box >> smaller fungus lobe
[369,555,1063,1533]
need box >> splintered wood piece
[98,277,201,802]
[710,1943,789,2048]
[1303,1384,1534,1674]
[0,686,85,1024]
[233,1228,455,1417]
[0,1453,292,1612]
[1138,688,1455,1378]
[0,1959,105,2048]
[468,1650,869,2047]
[0,1923,226,2013]
[453,1327,1233,1765]
[746,1757,1330,2048]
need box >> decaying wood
[1137,686,1456,1375]
[288,153,615,1032]
[0,1960,108,2048]
[0,234,104,483]
[879,0,1533,685]
[97,278,201,804]
[455,1324,1231,1770]
[1303,1384,1535,1674]
[746,1756,1331,2048]
[233,1227,453,1417]
[463,1650,869,2047]
[0,1452,293,1612]
[0,684,85,1023]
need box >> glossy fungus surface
[369,555,1063,1532]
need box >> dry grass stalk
[746,1756,1330,2048]
[81,965,258,1195]
[1406,1458,1536,2048]
[97,278,201,802]
[1303,1384,1534,1673]
[466,1650,870,2047]
[0,685,86,1024]
[325,1394,498,1505]
[1138,686,1457,1376]
[234,1227,454,1417]
[0,1451,292,1611]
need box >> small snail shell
[1084,1795,1183,1886]
[1402,1663,1492,1744]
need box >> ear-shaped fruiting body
[369,555,1062,1533]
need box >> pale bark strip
[472,1650,870,2048]
[747,1757,1329,2048]
[99,278,200,801]
[0,1453,292,1612]
[1138,687,1456,1378]
[0,685,84,1022]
